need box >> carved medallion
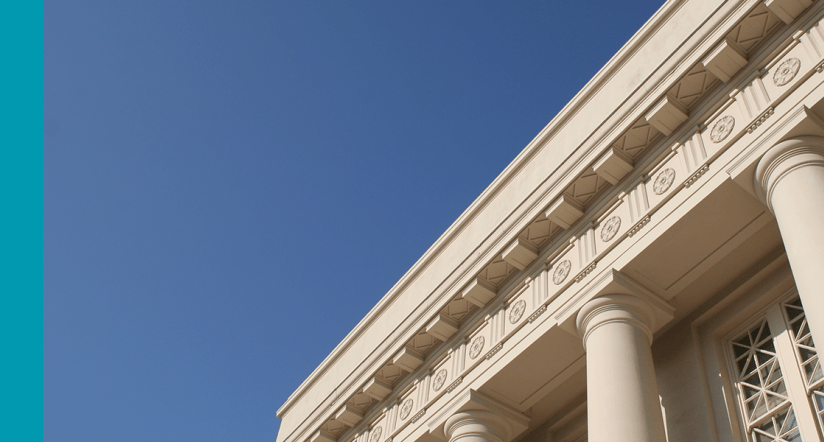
[710,116,735,143]
[653,168,676,195]
[400,399,414,420]
[432,369,448,392]
[468,336,485,360]
[773,57,801,87]
[553,259,571,285]
[508,300,526,324]
[369,427,383,442]
[600,216,622,242]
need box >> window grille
[728,294,823,442]
[782,297,824,434]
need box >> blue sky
[44,1,664,440]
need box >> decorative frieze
[445,377,463,393]
[368,427,382,442]
[410,409,426,424]
[627,216,651,238]
[527,305,547,323]
[398,399,413,421]
[295,11,824,442]
[774,57,802,86]
[508,300,526,324]
[552,259,572,285]
[684,164,710,188]
[653,168,676,195]
[748,107,775,134]
[575,262,597,283]
[431,369,448,392]
[710,115,736,143]
[468,336,485,360]
[485,343,503,360]
[600,216,622,242]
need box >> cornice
[276,3,824,442]
[276,0,694,419]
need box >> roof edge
[276,0,688,419]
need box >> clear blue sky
[44,1,664,440]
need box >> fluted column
[444,410,512,442]
[576,294,667,442]
[755,136,824,348]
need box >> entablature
[275,3,824,442]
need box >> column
[755,136,824,348]
[576,294,667,442]
[444,410,511,442]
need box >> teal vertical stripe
[1,2,43,441]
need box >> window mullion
[766,307,822,441]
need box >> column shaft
[756,137,824,347]
[577,295,667,442]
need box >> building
[275,1,824,442]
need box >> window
[729,294,823,442]
[784,298,824,431]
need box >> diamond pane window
[732,320,790,424]
[751,406,802,442]
[729,293,824,442]
[782,297,824,435]
[783,298,822,387]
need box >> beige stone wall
[653,318,715,442]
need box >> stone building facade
[276,1,824,442]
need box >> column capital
[444,410,512,442]
[754,135,824,211]
[752,135,824,351]
[576,294,656,350]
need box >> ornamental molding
[627,216,651,238]
[485,343,504,360]
[277,5,824,442]
[508,300,527,324]
[684,164,710,188]
[552,260,572,285]
[445,377,463,393]
[368,427,382,442]
[711,115,736,143]
[773,57,801,86]
[653,168,676,195]
[747,107,775,134]
[410,409,426,424]
[600,216,622,242]
[468,336,485,360]
[399,399,413,421]
[575,262,598,283]
[527,305,547,324]
[431,369,448,392]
